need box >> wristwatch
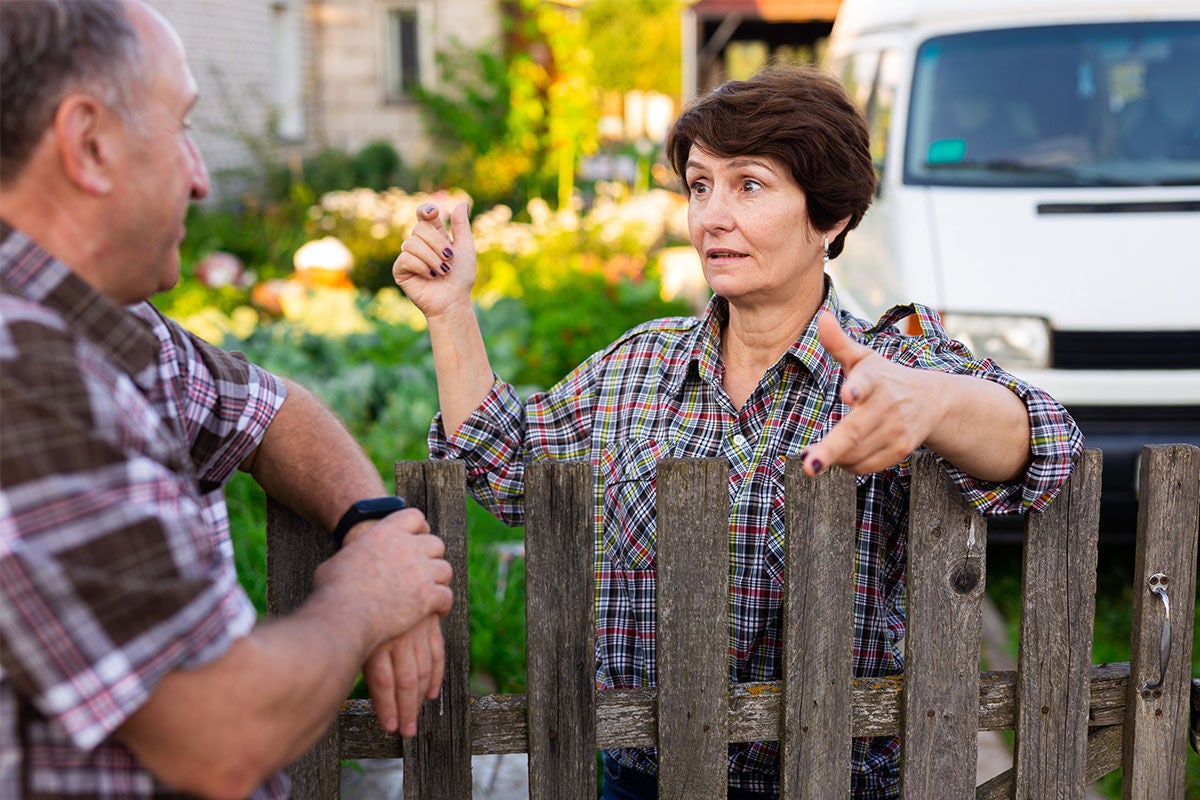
[330,496,409,549]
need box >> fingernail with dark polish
[811,459,824,474]
[799,449,809,461]
[442,248,454,259]
[429,269,439,278]
[440,262,451,273]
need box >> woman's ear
[54,94,116,195]
[829,216,851,240]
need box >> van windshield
[906,22,1200,187]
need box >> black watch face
[356,496,408,515]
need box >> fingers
[365,648,399,733]
[392,636,430,737]
[799,313,930,477]
[393,202,455,281]
[387,618,443,737]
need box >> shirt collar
[668,278,847,397]
[0,222,159,384]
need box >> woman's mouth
[706,248,748,262]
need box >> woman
[392,65,1082,799]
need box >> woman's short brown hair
[666,64,876,259]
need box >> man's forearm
[116,586,377,798]
[243,378,388,532]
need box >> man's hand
[364,616,445,736]
[315,508,453,658]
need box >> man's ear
[54,94,117,195]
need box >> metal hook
[1138,572,1171,695]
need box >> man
[0,1,452,797]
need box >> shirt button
[732,434,747,446]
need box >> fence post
[1013,447,1103,798]
[398,460,473,800]
[780,463,856,797]
[1122,444,1200,800]
[656,458,729,798]
[901,452,987,799]
[525,460,597,798]
[265,500,340,799]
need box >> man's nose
[188,135,210,201]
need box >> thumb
[817,311,870,371]
[449,201,473,250]
[417,202,440,223]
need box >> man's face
[111,1,209,302]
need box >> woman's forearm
[921,370,1031,482]
[426,301,496,437]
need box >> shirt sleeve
[870,303,1084,515]
[0,307,261,751]
[428,360,599,526]
[132,305,286,490]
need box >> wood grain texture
[336,663,1134,758]
[656,459,730,799]
[1122,444,1200,800]
[901,452,987,799]
[525,461,596,800]
[397,461,473,800]
[266,500,339,799]
[780,463,856,797]
[1014,448,1102,799]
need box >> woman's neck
[719,290,824,409]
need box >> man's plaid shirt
[431,286,1082,797]
[0,225,288,798]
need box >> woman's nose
[698,189,734,232]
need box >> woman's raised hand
[392,200,476,320]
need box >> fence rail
[266,444,1200,799]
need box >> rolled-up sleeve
[879,303,1083,515]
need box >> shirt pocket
[600,438,663,571]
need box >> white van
[822,0,1200,525]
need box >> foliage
[582,0,684,96]
[412,0,598,211]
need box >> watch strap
[330,495,409,549]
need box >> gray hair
[0,0,146,184]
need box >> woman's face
[684,145,824,307]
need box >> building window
[387,8,420,100]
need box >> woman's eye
[742,179,762,192]
[689,181,709,195]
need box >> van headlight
[939,313,1051,370]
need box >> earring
[823,236,830,269]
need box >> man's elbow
[137,735,278,800]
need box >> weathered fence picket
[265,444,1200,799]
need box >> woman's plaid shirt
[429,288,1082,797]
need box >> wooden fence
[266,444,1200,799]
